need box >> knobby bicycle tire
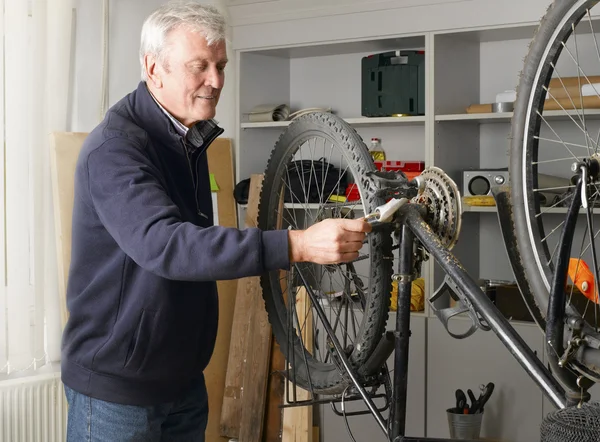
[510,0,600,376]
[257,112,393,394]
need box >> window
[0,0,74,378]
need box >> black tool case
[361,50,425,117]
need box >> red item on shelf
[374,160,425,172]
[345,183,360,201]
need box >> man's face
[147,26,227,127]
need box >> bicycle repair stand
[295,200,576,442]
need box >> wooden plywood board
[205,138,240,442]
[220,175,263,438]
[49,132,89,329]
[221,174,274,442]
[263,186,288,442]
[238,254,272,442]
[220,273,259,438]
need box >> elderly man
[61,2,371,441]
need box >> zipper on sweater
[182,139,207,219]
[182,125,224,221]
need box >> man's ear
[145,54,163,88]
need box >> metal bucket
[446,408,483,439]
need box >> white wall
[73,0,236,138]
[228,0,556,50]
[226,0,477,26]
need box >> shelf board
[436,109,600,123]
[239,202,365,210]
[241,115,426,129]
[240,121,290,128]
[461,204,497,213]
[436,23,537,43]
[462,202,600,215]
[247,35,426,59]
[435,112,512,123]
[284,202,365,210]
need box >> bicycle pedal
[366,170,419,198]
[367,169,408,183]
[429,274,490,339]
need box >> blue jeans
[64,377,208,442]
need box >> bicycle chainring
[411,167,462,249]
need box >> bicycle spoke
[535,135,597,151]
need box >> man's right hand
[288,218,372,265]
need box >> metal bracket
[392,273,416,283]
[428,274,491,339]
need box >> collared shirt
[147,85,220,155]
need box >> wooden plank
[244,174,264,229]
[205,138,241,442]
[221,174,266,438]
[221,274,260,438]
[263,338,286,442]
[239,294,273,442]
[238,174,274,442]
[263,170,289,442]
[49,132,89,330]
[282,287,313,442]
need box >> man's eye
[217,65,226,73]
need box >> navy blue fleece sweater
[61,81,290,406]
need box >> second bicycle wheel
[257,112,393,394]
[511,0,600,377]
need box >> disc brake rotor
[411,167,462,249]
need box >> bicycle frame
[386,203,567,442]
[290,163,600,441]
[295,199,568,442]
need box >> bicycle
[256,1,600,440]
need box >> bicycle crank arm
[398,203,567,410]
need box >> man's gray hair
[139,1,227,81]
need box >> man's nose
[205,67,224,89]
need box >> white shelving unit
[236,32,430,319]
[436,108,600,122]
[463,203,600,214]
[236,34,429,185]
[241,115,426,129]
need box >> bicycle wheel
[257,112,393,394]
[511,0,600,376]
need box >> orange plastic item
[568,258,599,304]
